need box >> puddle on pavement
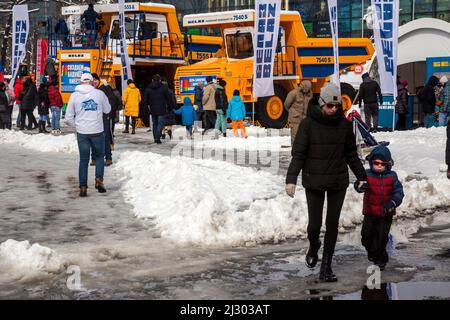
[334,282,450,300]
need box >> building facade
[203,0,450,38]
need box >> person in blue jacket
[226,89,247,138]
[174,97,197,138]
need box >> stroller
[346,107,389,161]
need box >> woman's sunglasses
[325,103,342,110]
[373,160,389,166]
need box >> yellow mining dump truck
[174,10,375,128]
[51,2,222,104]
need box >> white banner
[327,0,340,90]
[371,0,399,98]
[9,5,29,90]
[119,0,133,92]
[253,0,281,98]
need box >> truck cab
[175,10,375,128]
[53,2,222,105]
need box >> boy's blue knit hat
[366,145,394,168]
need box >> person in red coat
[14,76,24,127]
[356,145,404,271]
[47,80,64,134]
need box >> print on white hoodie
[65,84,112,134]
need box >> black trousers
[125,116,136,130]
[0,112,12,129]
[204,110,217,132]
[20,109,38,129]
[305,188,347,257]
[396,113,407,130]
[364,103,379,130]
[361,215,393,263]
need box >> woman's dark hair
[127,79,134,85]
[233,89,240,96]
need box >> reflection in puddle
[336,282,450,300]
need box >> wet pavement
[0,127,449,299]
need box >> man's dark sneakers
[90,160,96,166]
[105,159,113,167]
[305,240,321,268]
[79,187,87,197]
[95,178,107,193]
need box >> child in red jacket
[356,145,404,270]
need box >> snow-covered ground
[112,126,450,246]
[1,125,449,248]
[0,123,449,298]
[0,130,78,154]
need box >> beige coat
[284,80,313,125]
[202,83,217,111]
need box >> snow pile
[173,126,291,151]
[115,151,310,246]
[178,133,291,152]
[373,127,447,178]
[0,130,78,154]
[115,146,450,246]
[0,239,64,275]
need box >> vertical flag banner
[35,38,48,87]
[119,0,133,92]
[253,0,281,98]
[9,5,29,90]
[327,0,340,90]
[371,0,399,97]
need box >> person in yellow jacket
[122,79,141,134]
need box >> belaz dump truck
[174,10,375,128]
[53,2,222,104]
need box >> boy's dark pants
[361,215,393,263]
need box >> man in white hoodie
[66,73,111,197]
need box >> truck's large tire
[257,85,288,129]
[340,82,357,114]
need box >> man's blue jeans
[439,112,449,127]
[77,132,105,188]
[91,118,112,161]
[51,107,61,129]
[151,115,165,142]
[424,113,436,128]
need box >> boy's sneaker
[90,160,96,166]
[105,159,113,167]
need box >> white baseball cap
[80,73,94,82]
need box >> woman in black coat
[285,83,367,282]
[19,78,39,130]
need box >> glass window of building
[414,0,435,19]
[436,0,450,22]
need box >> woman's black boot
[319,253,338,282]
[305,240,321,268]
